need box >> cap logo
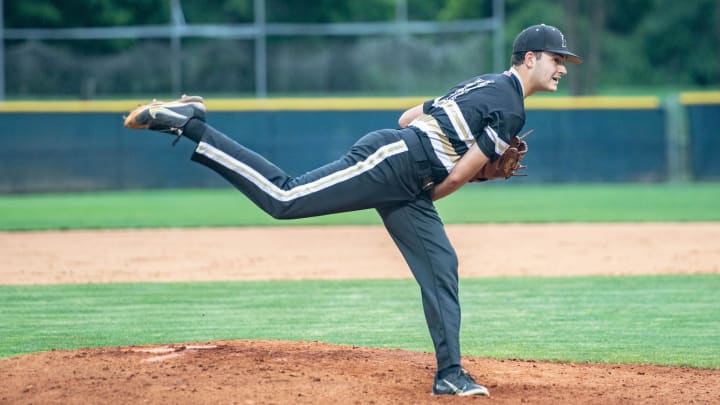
[558,30,567,48]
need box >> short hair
[511,51,542,66]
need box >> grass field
[2,275,718,367]
[1,183,719,230]
[1,183,719,368]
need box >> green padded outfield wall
[0,97,668,193]
[681,92,720,181]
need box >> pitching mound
[2,339,719,404]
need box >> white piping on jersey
[484,125,510,155]
[439,100,475,149]
[195,140,408,202]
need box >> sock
[182,118,206,143]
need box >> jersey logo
[433,78,494,106]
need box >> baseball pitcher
[124,24,581,396]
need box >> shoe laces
[458,369,477,386]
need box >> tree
[5,0,169,28]
[3,0,719,95]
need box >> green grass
[1,183,719,230]
[2,184,718,368]
[1,275,718,368]
[437,183,720,223]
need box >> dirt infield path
[2,223,720,404]
[2,223,719,284]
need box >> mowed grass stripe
[1,275,718,368]
[460,276,720,367]
[1,183,719,230]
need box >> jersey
[409,70,526,173]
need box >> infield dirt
[2,223,719,404]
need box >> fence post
[664,94,692,182]
[170,0,185,95]
[0,0,5,101]
[492,0,504,73]
[254,0,267,98]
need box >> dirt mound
[2,340,718,404]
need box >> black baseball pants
[187,121,462,377]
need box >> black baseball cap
[512,24,583,64]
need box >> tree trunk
[562,0,580,95]
[584,0,605,94]
[563,0,605,95]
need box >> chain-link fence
[1,0,504,99]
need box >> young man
[124,24,581,396]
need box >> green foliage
[182,0,253,24]
[604,0,654,34]
[502,0,720,90]
[436,0,490,21]
[5,1,65,28]
[2,275,719,368]
[5,0,170,28]
[4,0,720,95]
[266,0,396,23]
[636,0,719,86]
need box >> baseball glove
[473,129,532,182]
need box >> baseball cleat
[432,368,490,397]
[124,95,206,136]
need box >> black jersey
[409,70,526,172]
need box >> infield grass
[1,183,719,230]
[1,275,719,368]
